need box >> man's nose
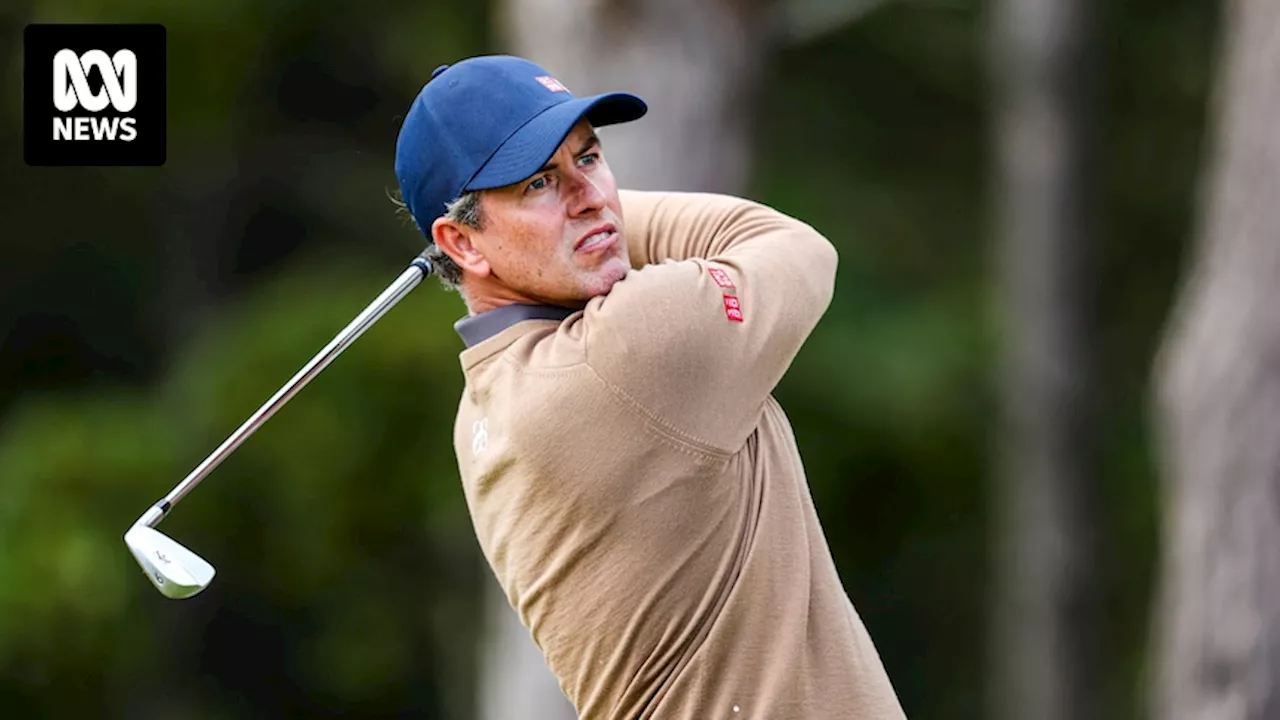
[564,170,605,216]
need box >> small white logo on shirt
[472,418,489,456]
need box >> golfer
[395,55,905,719]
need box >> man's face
[440,119,630,310]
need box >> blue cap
[394,55,648,235]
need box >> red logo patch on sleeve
[723,294,743,322]
[708,266,735,289]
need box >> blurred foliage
[1,258,481,718]
[0,0,1218,716]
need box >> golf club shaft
[136,256,432,528]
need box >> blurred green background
[0,0,1219,717]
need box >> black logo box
[24,24,166,167]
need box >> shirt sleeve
[582,189,838,454]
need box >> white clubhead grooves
[125,525,216,599]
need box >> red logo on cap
[536,76,569,93]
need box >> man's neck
[462,281,583,316]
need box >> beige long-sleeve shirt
[451,190,905,719]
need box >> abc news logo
[25,24,166,166]
[53,49,139,142]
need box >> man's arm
[583,190,838,454]
[622,188,801,267]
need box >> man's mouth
[575,224,617,253]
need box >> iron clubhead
[124,525,215,599]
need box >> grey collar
[454,303,576,348]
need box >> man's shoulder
[495,317,593,371]
[457,319,609,418]
[451,322,644,486]
[458,313,588,373]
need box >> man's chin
[585,261,630,298]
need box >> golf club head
[124,525,215,599]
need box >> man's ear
[431,216,491,278]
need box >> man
[395,55,905,719]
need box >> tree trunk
[476,575,577,719]
[1153,1,1280,718]
[481,1,772,716]
[497,0,769,194]
[989,0,1099,717]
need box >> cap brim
[464,92,647,192]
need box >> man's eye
[527,176,550,192]
[578,153,599,167]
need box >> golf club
[125,252,433,599]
